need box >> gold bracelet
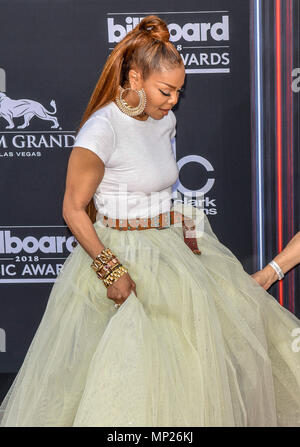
[103,265,128,288]
[95,261,122,280]
[97,248,115,263]
[91,248,127,284]
[91,247,119,271]
[91,256,120,274]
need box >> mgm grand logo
[0,92,59,129]
[0,92,75,158]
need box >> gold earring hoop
[115,86,147,117]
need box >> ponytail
[75,15,183,223]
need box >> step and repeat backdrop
[0,0,299,372]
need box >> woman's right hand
[106,271,137,306]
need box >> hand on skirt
[106,272,137,305]
[251,265,279,290]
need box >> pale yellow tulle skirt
[0,204,300,427]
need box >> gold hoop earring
[115,86,147,117]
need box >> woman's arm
[62,146,106,260]
[63,146,137,303]
[251,231,300,290]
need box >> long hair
[75,15,183,223]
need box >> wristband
[268,260,284,280]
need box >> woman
[1,15,300,427]
[252,231,300,290]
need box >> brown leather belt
[100,210,201,255]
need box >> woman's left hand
[251,265,278,290]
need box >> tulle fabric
[0,203,300,427]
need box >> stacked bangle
[91,247,128,288]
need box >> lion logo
[0,93,59,129]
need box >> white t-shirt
[73,100,179,221]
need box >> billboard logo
[0,226,77,283]
[107,16,229,43]
[106,12,231,74]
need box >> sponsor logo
[0,68,6,93]
[0,67,76,157]
[292,68,300,93]
[0,92,59,130]
[107,12,231,73]
[0,328,6,353]
[0,226,77,283]
[291,327,300,353]
[171,138,217,215]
